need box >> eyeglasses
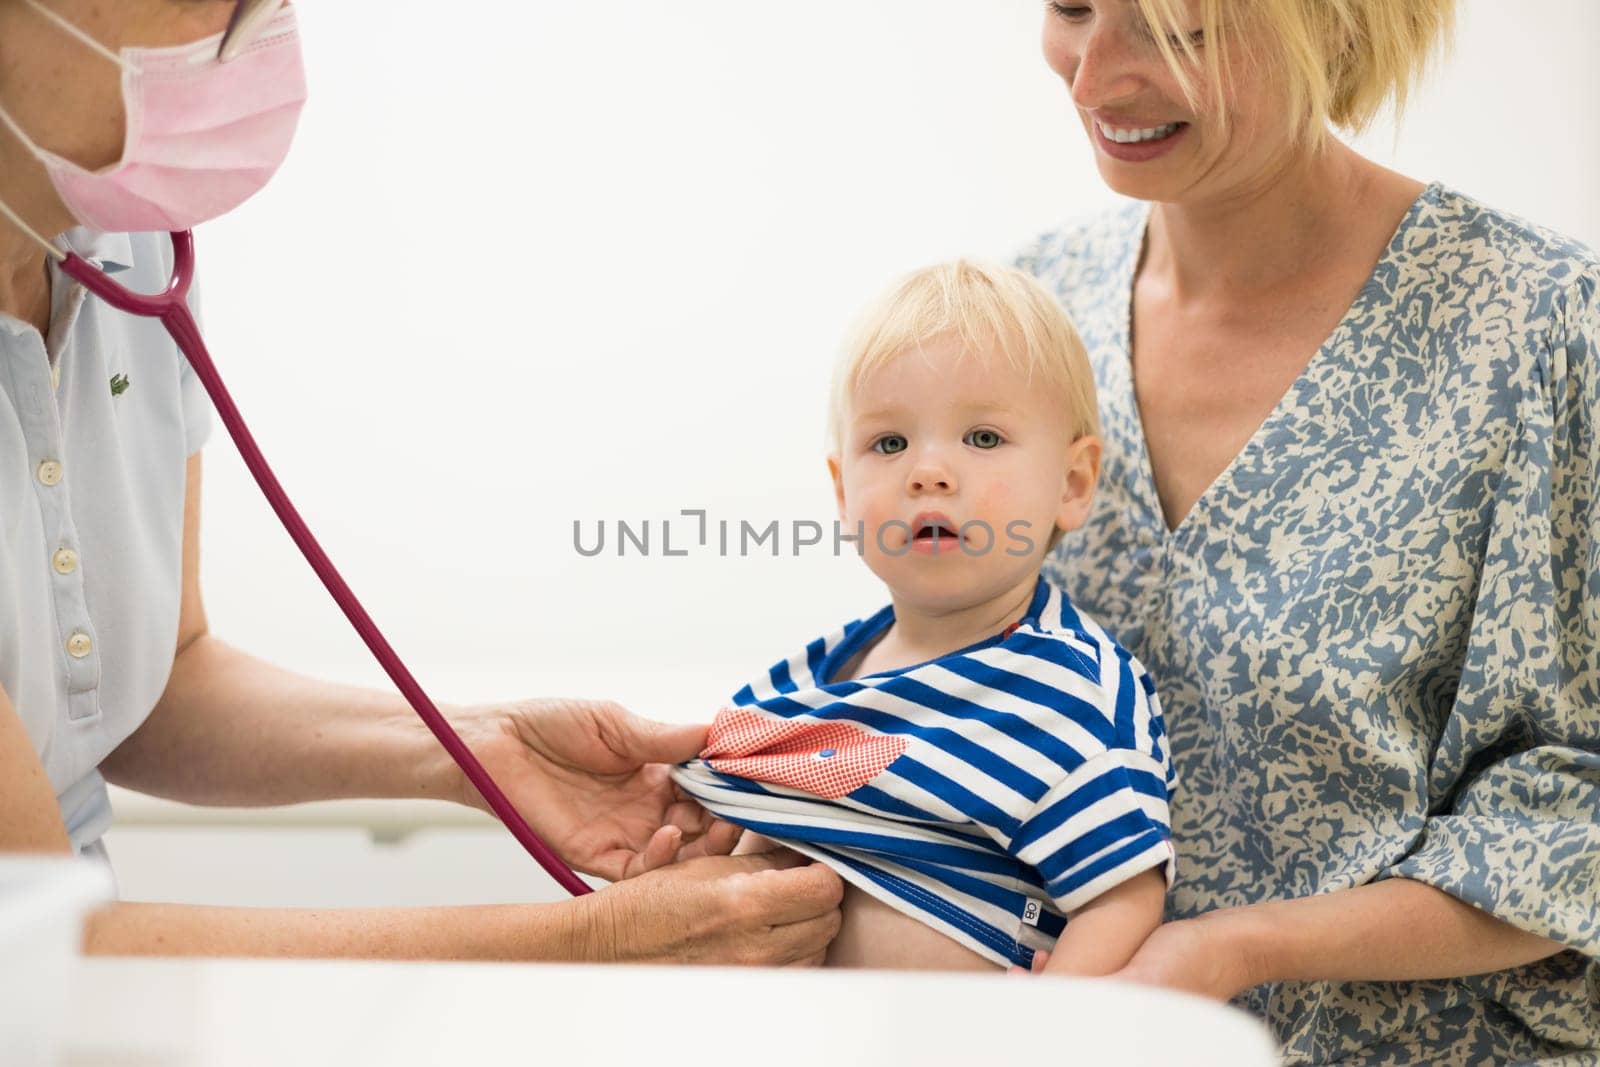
[219,0,290,62]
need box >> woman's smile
[1090,116,1190,162]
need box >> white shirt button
[52,548,79,575]
[37,459,63,487]
[66,632,93,658]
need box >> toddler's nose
[908,463,956,494]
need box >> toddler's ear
[827,453,847,519]
[1056,435,1102,534]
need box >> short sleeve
[1007,748,1174,915]
[1003,639,1176,915]
[1377,270,1600,961]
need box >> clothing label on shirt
[1021,898,1042,927]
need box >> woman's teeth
[1098,122,1181,144]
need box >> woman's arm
[83,899,589,961]
[98,453,456,806]
[101,454,742,881]
[1109,877,1571,1001]
[0,682,545,960]
[101,630,461,806]
[1042,866,1166,977]
[0,707,841,966]
[0,683,73,853]
[1231,877,1569,989]
[3,654,842,964]
[79,849,841,965]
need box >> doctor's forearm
[101,634,455,806]
[82,897,592,962]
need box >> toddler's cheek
[969,485,1027,538]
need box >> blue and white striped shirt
[672,576,1176,968]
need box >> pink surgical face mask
[0,0,306,234]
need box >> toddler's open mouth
[908,511,963,554]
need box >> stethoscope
[54,231,592,897]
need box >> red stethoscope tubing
[60,230,593,897]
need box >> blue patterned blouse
[1018,182,1599,1066]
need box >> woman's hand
[446,697,742,882]
[572,849,845,966]
[1018,915,1263,1002]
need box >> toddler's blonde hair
[826,259,1098,456]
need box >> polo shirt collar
[53,228,134,275]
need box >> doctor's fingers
[732,855,845,927]
[770,912,844,968]
[633,825,686,876]
[671,815,742,860]
[663,795,716,836]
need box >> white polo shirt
[0,228,212,853]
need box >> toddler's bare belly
[735,834,999,970]
[824,882,1001,972]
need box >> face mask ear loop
[0,193,66,262]
[19,0,124,67]
[0,95,64,259]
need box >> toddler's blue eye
[965,429,1003,449]
[872,435,908,455]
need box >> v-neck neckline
[1109,181,1443,543]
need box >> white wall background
[108,0,1600,907]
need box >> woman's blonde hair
[1137,0,1456,145]
[826,259,1098,454]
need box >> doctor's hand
[447,697,743,882]
[577,849,844,966]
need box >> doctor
[0,0,842,964]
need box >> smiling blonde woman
[1013,1,1598,1063]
